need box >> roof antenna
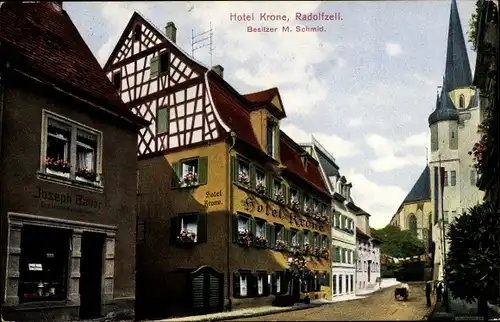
[191,22,214,66]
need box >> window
[313,199,319,213]
[342,248,347,263]
[157,107,169,134]
[459,94,465,108]
[345,275,349,293]
[276,273,282,293]
[443,211,449,224]
[349,250,353,264]
[321,235,328,249]
[133,24,141,42]
[237,159,250,185]
[335,213,341,228]
[451,211,457,222]
[357,260,361,271]
[313,233,319,248]
[255,220,265,238]
[238,216,250,233]
[112,71,121,90]
[43,114,102,185]
[240,275,248,296]
[255,170,266,193]
[339,274,343,294]
[341,216,346,229]
[275,225,284,241]
[150,52,169,79]
[304,230,310,246]
[408,214,417,237]
[291,229,298,246]
[257,275,264,295]
[273,179,283,201]
[350,275,354,292]
[290,188,298,204]
[266,120,277,158]
[431,125,438,151]
[172,157,208,188]
[333,275,337,295]
[303,195,311,213]
[470,169,477,186]
[450,170,456,186]
[170,213,207,244]
[444,171,449,186]
[334,247,341,263]
[18,225,71,302]
[364,261,367,272]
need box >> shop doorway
[79,232,105,319]
[367,260,372,283]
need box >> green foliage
[371,225,426,259]
[445,202,500,306]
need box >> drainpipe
[226,131,236,311]
[0,40,6,322]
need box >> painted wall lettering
[204,190,223,208]
[33,186,102,214]
[242,196,325,232]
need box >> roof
[443,0,473,91]
[0,2,147,126]
[428,83,459,126]
[356,228,370,240]
[402,166,431,204]
[279,133,331,197]
[244,88,278,104]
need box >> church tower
[429,0,484,281]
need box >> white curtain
[240,276,248,296]
[257,276,263,295]
[292,232,298,246]
[182,163,196,177]
[256,223,265,237]
[77,149,94,171]
[304,233,309,245]
[181,218,198,238]
[238,218,248,232]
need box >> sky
[65,0,477,229]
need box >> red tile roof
[207,75,261,150]
[244,88,279,104]
[279,135,330,196]
[0,2,146,125]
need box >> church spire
[443,0,472,91]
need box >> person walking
[436,280,443,303]
[425,281,432,307]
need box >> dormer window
[266,120,277,158]
[459,94,465,108]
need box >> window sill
[4,300,78,311]
[175,183,201,189]
[37,171,104,193]
[234,182,285,206]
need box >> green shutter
[249,164,256,188]
[197,213,207,243]
[171,162,180,188]
[231,156,237,183]
[157,107,169,134]
[150,56,160,79]
[266,174,272,197]
[198,156,208,185]
[270,225,276,248]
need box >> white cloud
[385,42,402,56]
[343,169,406,229]
[412,73,436,87]
[347,118,364,128]
[281,123,359,159]
[365,132,428,172]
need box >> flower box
[177,230,196,244]
[275,240,288,251]
[46,168,70,178]
[238,172,250,185]
[303,206,312,215]
[290,200,300,212]
[75,168,98,182]
[255,182,266,194]
[237,230,252,247]
[312,247,321,257]
[303,244,312,255]
[45,158,71,174]
[320,249,329,259]
[275,192,286,204]
[183,172,198,186]
[255,236,267,248]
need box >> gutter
[226,131,236,311]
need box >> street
[238,284,433,321]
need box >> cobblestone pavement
[239,284,434,321]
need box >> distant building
[428,0,485,281]
[389,166,433,252]
[355,211,382,295]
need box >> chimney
[164,21,177,43]
[212,65,224,78]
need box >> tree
[445,201,500,320]
[371,225,426,259]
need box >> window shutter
[231,156,237,183]
[196,213,207,243]
[285,228,291,246]
[171,162,180,188]
[326,272,330,286]
[233,272,241,298]
[265,223,271,248]
[266,174,272,197]
[169,216,179,244]
[263,273,270,295]
[198,156,208,185]
[274,129,280,159]
[249,272,258,297]
[157,107,169,134]
[249,164,256,188]
[250,218,256,243]
[150,56,160,79]
[298,230,304,247]
[271,273,277,295]
[269,224,276,248]
[232,215,239,243]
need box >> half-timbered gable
[104,13,228,156]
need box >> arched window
[459,94,465,108]
[408,214,417,236]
